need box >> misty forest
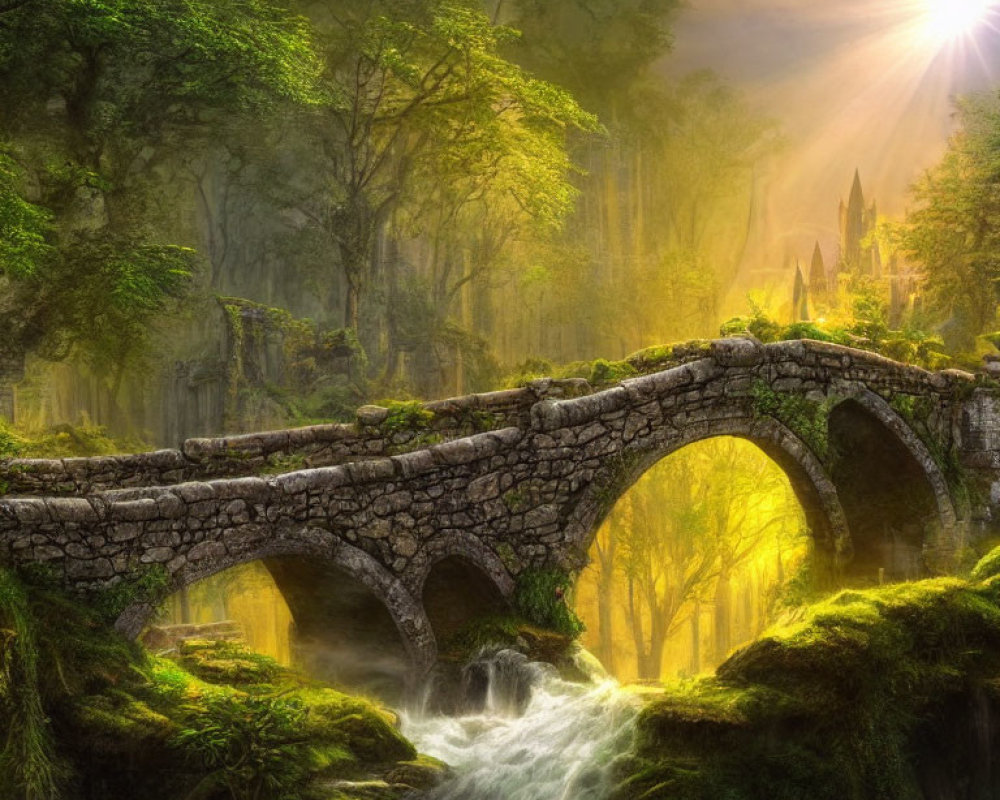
[6,0,1000,798]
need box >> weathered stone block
[66,558,114,579]
[186,541,227,562]
[140,547,175,563]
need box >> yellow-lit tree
[578,437,808,682]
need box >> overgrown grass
[0,419,147,460]
[0,570,64,799]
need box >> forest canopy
[0,0,994,443]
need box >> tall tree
[901,92,1000,351]
[0,0,319,408]
[619,457,718,680]
[302,0,595,337]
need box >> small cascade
[402,648,638,800]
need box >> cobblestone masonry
[4,337,1000,673]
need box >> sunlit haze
[921,0,996,43]
[668,0,1000,308]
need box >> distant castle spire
[839,169,878,277]
[843,169,866,272]
[809,241,827,296]
[793,261,809,321]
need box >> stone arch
[827,391,961,577]
[420,555,511,647]
[410,534,514,651]
[116,529,435,690]
[408,531,516,598]
[562,414,851,572]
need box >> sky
[663,0,1000,276]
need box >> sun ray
[920,0,996,44]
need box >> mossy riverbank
[0,568,445,800]
[613,552,1000,800]
[9,552,1000,800]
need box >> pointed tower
[793,262,809,321]
[809,241,828,296]
[843,169,866,273]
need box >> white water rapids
[401,649,640,800]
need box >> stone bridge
[4,337,1000,687]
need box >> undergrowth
[0,419,147,460]
[513,567,585,637]
[0,568,425,800]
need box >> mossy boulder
[176,638,282,685]
[614,578,1000,800]
[385,755,451,790]
[300,689,416,765]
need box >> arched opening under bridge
[421,555,510,646]
[827,397,952,581]
[575,436,811,683]
[156,555,414,703]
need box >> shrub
[512,568,584,638]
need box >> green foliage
[721,304,949,369]
[506,0,680,114]
[972,545,1000,581]
[513,568,585,637]
[0,420,146,460]
[0,570,64,800]
[93,566,171,625]
[589,358,638,385]
[173,694,309,800]
[0,0,320,134]
[899,92,1000,352]
[310,0,597,335]
[624,345,676,372]
[0,573,422,799]
[0,420,23,460]
[719,301,784,343]
[0,147,52,281]
[176,639,282,687]
[0,0,319,383]
[750,381,832,459]
[380,401,434,435]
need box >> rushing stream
[401,649,640,800]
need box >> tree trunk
[383,235,402,383]
[0,345,24,423]
[345,280,360,333]
[713,566,732,665]
[596,518,619,675]
[690,598,701,675]
[178,586,192,625]
[596,565,616,676]
[627,575,648,679]
[643,613,667,681]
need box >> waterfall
[402,648,639,800]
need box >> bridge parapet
[0,379,590,497]
[1,338,980,499]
